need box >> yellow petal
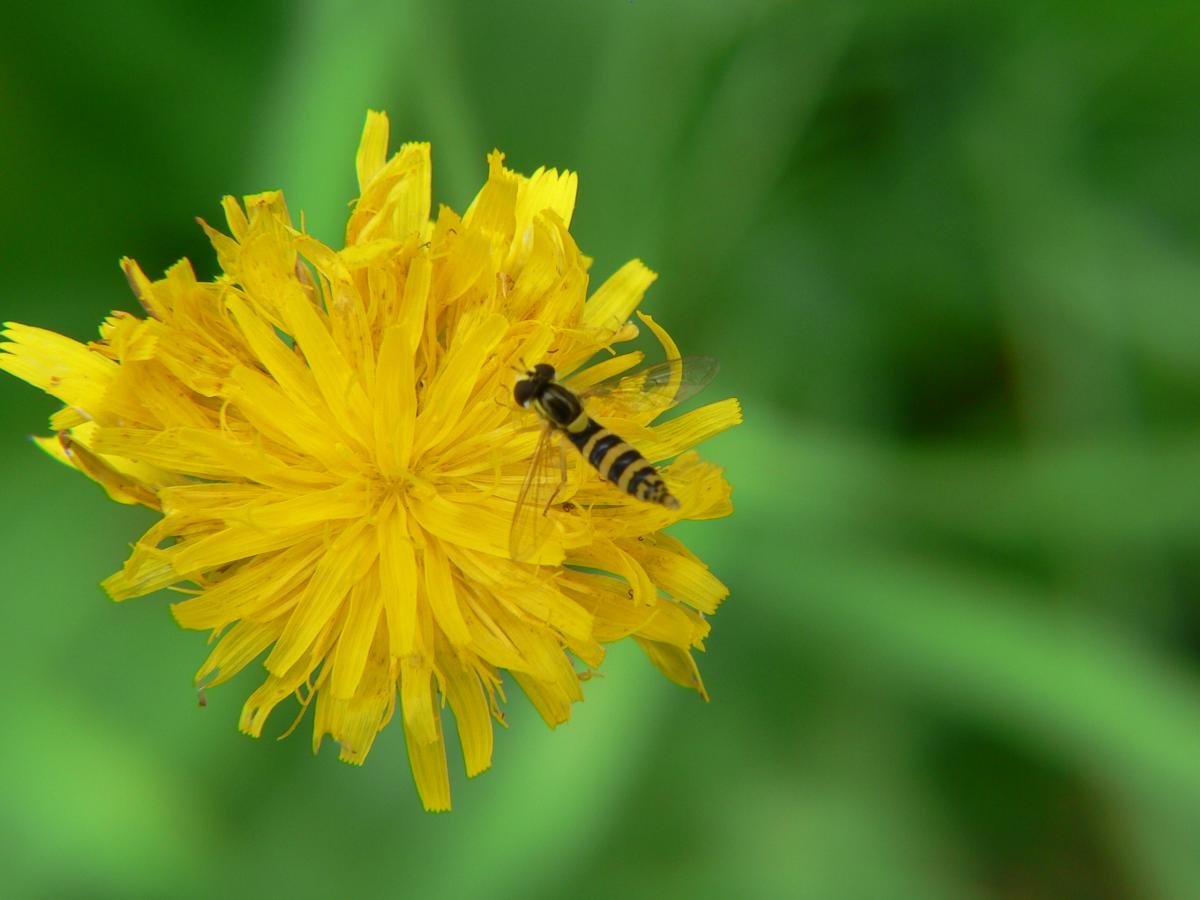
[89,426,334,489]
[564,351,644,392]
[581,259,657,334]
[372,326,417,479]
[54,431,160,509]
[638,398,743,462]
[196,618,281,687]
[420,532,471,646]
[329,563,383,699]
[403,697,451,812]
[512,670,577,729]
[239,652,319,739]
[266,518,376,674]
[278,289,373,448]
[312,622,396,765]
[662,452,734,519]
[618,535,729,615]
[227,364,349,471]
[100,311,159,362]
[499,215,584,325]
[512,165,578,261]
[355,109,391,194]
[463,150,518,255]
[407,492,536,561]
[561,570,707,648]
[400,656,438,746]
[171,542,324,629]
[502,613,582,722]
[348,139,431,245]
[225,294,328,425]
[437,645,494,777]
[120,257,170,320]
[452,582,529,672]
[567,539,657,607]
[635,637,709,700]
[0,322,117,421]
[377,498,419,658]
[413,312,508,458]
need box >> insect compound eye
[513,379,535,406]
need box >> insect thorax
[534,383,583,427]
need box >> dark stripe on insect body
[627,464,662,500]
[566,417,602,450]
[646,478,674,504]
[587,432,623,469]
[579,423,606,461]
[606,448,644,486]
[624,460,662,496]
[597,440,634,482]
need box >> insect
[510,355,719,561]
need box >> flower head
[0,111,740,810]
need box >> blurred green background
[4,1,1200,897]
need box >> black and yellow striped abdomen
[566,417,679,508]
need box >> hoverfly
[510,355,719,561]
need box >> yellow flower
[0,111,740,810]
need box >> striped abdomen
[566,417,680,509]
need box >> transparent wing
[575,356,719,418]
[509,426,565,562]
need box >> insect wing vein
[509,426,563,562]
[574,356,719,418]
